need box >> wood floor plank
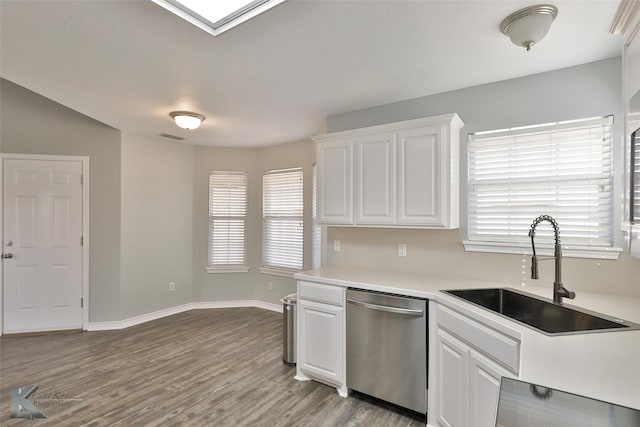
[0,308,424,426]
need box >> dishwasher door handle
[346,298,424,316]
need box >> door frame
[0,153,90,335]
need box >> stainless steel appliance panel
[496,377,640,427]
[346,288,427,413]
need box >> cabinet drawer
[298,281,344,306]
[436,303,520,373]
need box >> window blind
[312,163,321,269]
[263,168,303,271]
[467,116,613,248]
[631,129,640,223]
[209,171,247,266]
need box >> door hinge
[81,236,83,246]
[81,297,84,308]
[80,175,84,185]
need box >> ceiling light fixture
[169,111,205,130]
[500,4,558,51]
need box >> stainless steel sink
[443,288,640,335]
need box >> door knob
[2,253,13,259]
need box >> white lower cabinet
[298,299,344,384]
[295,280,348,397]
[433,303,521,427]
[468,349,513,427]
[436,328,469,427]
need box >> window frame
[464,116,622,260]
[260,167,304,277]
[206,171,250,274]
[628,128,640,257]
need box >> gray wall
[1,79,122,321]
[328,58,622,136]
[325,57,640,297]
[193,146,259,302]
[193,141,314,305]
[121,133,195,318]
[7,57,626,318]
[1,78,314,323]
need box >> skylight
[151,0,285,36]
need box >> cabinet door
[298,299,344,385]
[317,140,353,224]
[354,133,396,224]
[397,126,445,227]
[436,328,469,427]
[469,350,514,427]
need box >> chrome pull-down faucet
[528,215,576,304]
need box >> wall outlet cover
[398,243,407,257]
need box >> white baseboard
[86,300,282,332]
[254,300,282,313]
[190,299,282,313]
[86,303,194,331]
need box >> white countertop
[295,266,640,410]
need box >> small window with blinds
[465,116,620,259]
[261,167,304,276]
[207,171,249,273]
[630,128,640,224]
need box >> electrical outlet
[268,282,274,291]
[398,243,407,257]
[169,282,175,291]
[333,240,341,252]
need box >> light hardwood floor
[0,308,425,426]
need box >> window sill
[205,265,250,274]
[462,240,622,260]
[259,266,300,278]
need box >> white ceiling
[0,0,622,147]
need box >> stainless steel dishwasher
[346,288,427,414]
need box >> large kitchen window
[207,171,249,273]
[312,163,321,269]
[464,116,621,259]
[261,167,304,276]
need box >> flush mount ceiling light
[169,111,205,130]
[500,4,558,51]
[150,0,286,36]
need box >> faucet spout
[528,215,576,304]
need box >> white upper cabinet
[354,133,396,224]
[313,113,463,229]
[316,139,353,224]
[398,125,445,226]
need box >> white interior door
[3,158,83,333]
